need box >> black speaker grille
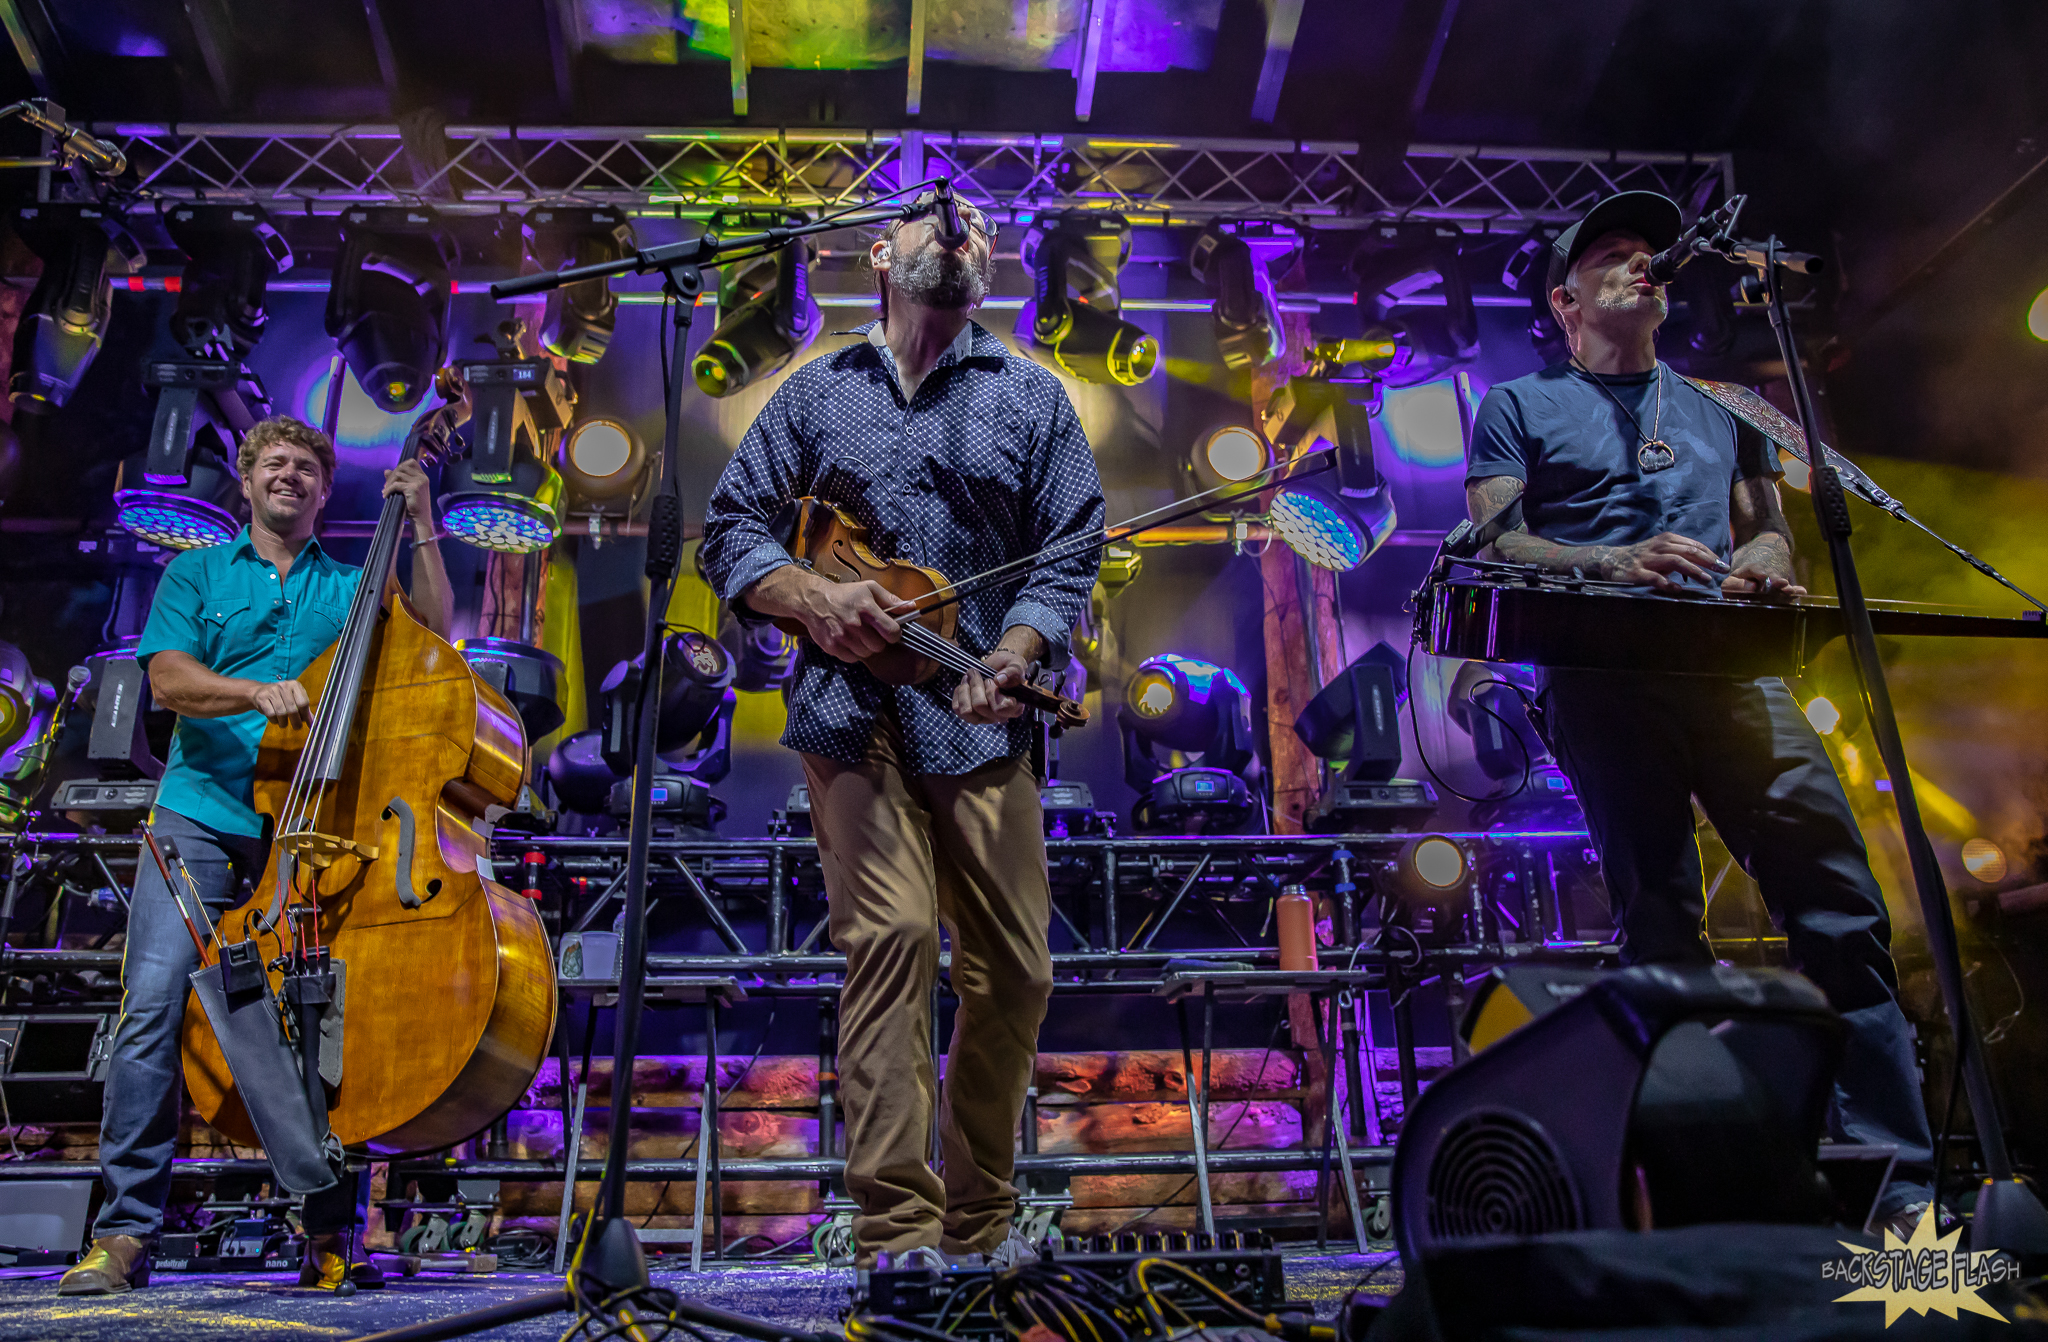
[1426,1109,1582,1240]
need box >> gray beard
[887,238,990,310]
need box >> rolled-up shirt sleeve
[1001,381,1104,667]
[701,373,813,622]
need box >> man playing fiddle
[60,416,449,1295]
[1464,190,1934,1237]
[702,193,1104,1269]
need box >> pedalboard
[856,1231,1293,1338]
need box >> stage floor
[0,1250,1398,1342]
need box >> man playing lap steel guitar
[1464,190,1934,1238]
[701,192,1104,1270]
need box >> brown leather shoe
[57,1236,150,1295]
[298,1233,386,1291]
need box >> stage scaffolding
[49,123,1733,224]
[0,825,1612,1255]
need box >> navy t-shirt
[1467,361,1778,589]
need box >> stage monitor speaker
[1393,963,1844,1278]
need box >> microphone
[932,178,969,250]
[16,100,127,177]
[1645,231,1701,287]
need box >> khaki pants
[802,718,1052,1264]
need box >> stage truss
[65,123,1734,224]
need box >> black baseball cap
[1546,191,1683,293]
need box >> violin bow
[905,443,1342,620]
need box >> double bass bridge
[280,830,380,870]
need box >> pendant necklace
[1574,358,1676,475]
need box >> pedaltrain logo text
[1822,1210,2019,1326]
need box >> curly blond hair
[237,415,336,485]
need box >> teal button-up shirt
[137,529,361,837]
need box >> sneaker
[57,1236,149,1296]
[984,1227,1039,1271]
[1877,1202,1938,1242]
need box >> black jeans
[1542,672,1933,1214]
[95,807,364,1241]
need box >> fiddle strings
[904,445,1340,619]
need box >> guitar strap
[1680,376,1904,518]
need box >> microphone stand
[358,185,947,1342]
[1751,235,2048,1256]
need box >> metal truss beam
[60,122,1734,225]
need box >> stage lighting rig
[1260,377,1398,571]
[1445,660,1579,825]
[524,206,635,365]
[325,206,456,414]
[692,212,820,398]
[1119,653,1259,831]
[556,416,650,521]
[456,637,567,741]
[0,643,59,828]
[1185,423,1272,495]
[1296,644,1439,831]
[9,203,146,414]
[442,351,574,554]
[1350,221,1478,386]
[164,204,292,362]
[114,358,272,550]
[726,620,800,693]
[1019,212,1158,386]
[1188,223,1292,370]
[584,630,736,833]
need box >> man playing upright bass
[60,416,451,1296]
[702,193,1104,1268]
[1464,190,1935,1235]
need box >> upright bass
[180,376,556,1155]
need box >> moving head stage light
[1295,643,1439,831]
[0,643,59,828]
[114,360,271,550]
[1020,212,1158,387]
[164,204,292,361]
[524,206,635,365]
[1261,377,1398,571]
[9,203,146,414]
[549,630,737,831]
[1350,220,1479,387]
[443,353,573,553]
[1188,223,1291,370]
[693,213,820,398]
[1119,653,1258,831]
[325,206,456,414]
[1446,660,1580,825]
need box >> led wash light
[441,473,565,554]
[443,354,575,555]
[1270,485,1372,571]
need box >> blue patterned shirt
[136,529,360,836]
[701,319,1105,773]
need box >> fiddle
[771,497,1090,731]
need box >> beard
[886,236,991,310]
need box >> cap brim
[1548,191,1684,293]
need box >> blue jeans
[1542,673,1935,1216]
[95,807,361,1240]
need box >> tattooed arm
[1464,475,1729,591]
[1723,475,1806,598]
